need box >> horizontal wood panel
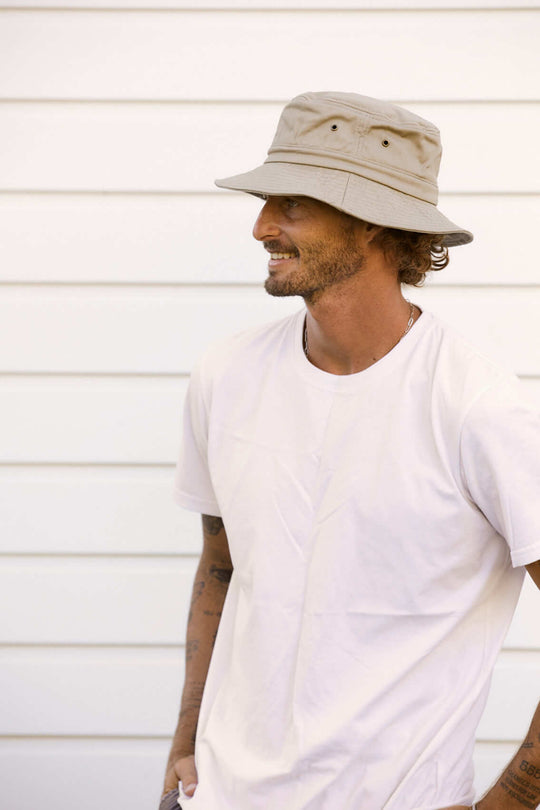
[505,576,540,650]
[0,375,538,465]
[0,287,299,374]
[1,647,537,738]
[0,192,261,285]
[0,466,202,554]
[0,377,189,463]
[0,103,538,193]
[3,1,535,8]
[0,287,539,375]
[1,557,537,646]
[474,742,522,797]
[476,652,540,739]
[0,557,197,644]
[0,11,537,101]
[0,738,169,810]
[0,192,538,286]
[0,738,520,810]
[0,646,184,735]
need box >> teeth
[270,252,296,259]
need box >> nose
[252,198,281,242]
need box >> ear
[363,223,384,245]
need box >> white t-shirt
[173,308,540,810]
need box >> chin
[264,277,322,303]
[264,279,302,298]
[264,278,287,296]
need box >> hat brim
[215,162,473,248]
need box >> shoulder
[462,373,538,438]
[421,311,519,410]
[422,313,539,439]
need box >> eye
[284,197,299,209]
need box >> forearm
[478,701,540,810]
[166,555,232,768]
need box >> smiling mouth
[267,251,299,269]
[269,252,297,260]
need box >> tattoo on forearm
[186,640,199,661]
[179,697,202,721]
[180,703,200,721]
[209,564,232,584]
[499,765,540,808]
[519,761,540,780]
[192,579,206,602]
[202,515,224,535]
[179,681,206,717]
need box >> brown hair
[375,228,450,287]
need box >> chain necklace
[303,300,416,361]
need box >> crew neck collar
[292,306,432,391]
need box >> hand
[162,753,198,799]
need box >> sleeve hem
[510,544,540,568]
[173,488,221,517]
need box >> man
[161,92,540,809]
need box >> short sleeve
[173,358,221,516]
[460,378,540,567]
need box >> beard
[264,225,365,303]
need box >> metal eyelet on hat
[382,139,390,147]
[331,124,338,131]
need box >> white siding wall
[0,3,538,808]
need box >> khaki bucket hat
[216,91,473,247]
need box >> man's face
[252,196,367,302]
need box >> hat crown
[214,90,473,246]
[266,92,442,204]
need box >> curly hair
[374,228,450,287]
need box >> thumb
[178,754,199,797]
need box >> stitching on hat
[340,172,352,208]
[260,160,438,206]
[268,144,438,188]
[302,95,440,134]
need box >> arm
[475,562,540,810]
[162,514,233,799]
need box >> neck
[304,277,419,375]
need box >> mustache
[263,241,298,254]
